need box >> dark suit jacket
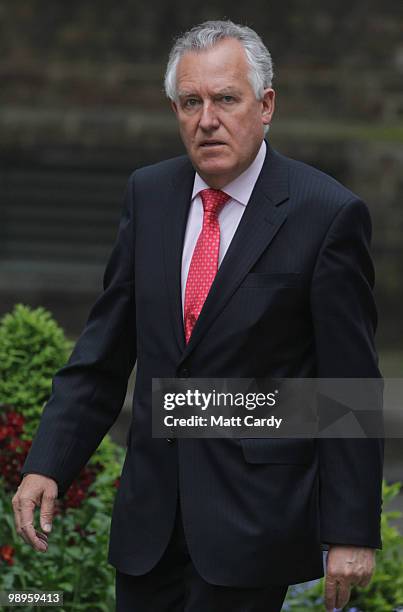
[21,141,383,587]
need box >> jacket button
[179,367,189,378]
[166,438,176,444]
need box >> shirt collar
[191,139,267,207]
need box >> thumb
[40,491,56,533]
[324,575,338,612]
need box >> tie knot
[200,189,230,215]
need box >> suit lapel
[162,158,195,353]
[163,142,290,360]
[179,142,290,361]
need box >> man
[13,20,383,612]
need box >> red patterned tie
[184,188,230,344]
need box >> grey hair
[164,20,274,102]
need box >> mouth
[199,141,226,148]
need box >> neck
[196,141,265,190]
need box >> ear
[171,100,178,115]
[261,88,275,126]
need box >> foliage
[0,304,73,439]
[283,481,403,611]
[0,482,116,610]
[90,434,124,509]
[0,305,126,610]
[1,304,402,610]
[0,401,121,610]
[0,303,125,502]
[0,409,31,490]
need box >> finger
[14,512,33,548]
[12,497,33,546]
[20,529,47,548]
[335,580,351,610]
[36,530,48,543]
[19,496,36,537]
[11,496,23,535]
[19,492,47,552]
[40,492,55,533]
[357,574,372,588]
[19,530,31,547]
[20,521,48,552]
[35,530,49,551]
[324,576,338,611]
[40,491,56,533]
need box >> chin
[197,157,232,176]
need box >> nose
[198,101,220,131]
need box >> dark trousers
[115,500,288,612]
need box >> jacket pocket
[240,438,315,464]
[240,272,300,289]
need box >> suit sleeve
[310,197,384,548]
[20,173,137,498]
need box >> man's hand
[325,545,375,611]
[12,474,58,553]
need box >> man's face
[171,38,275,189]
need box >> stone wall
[1,1,402,347]
[1,1,403,118]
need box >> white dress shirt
[181,139,267,317]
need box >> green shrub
[1,304,402,611]
[0,480,116,611]
[0,303,125,503]
[0,304,73,439]
[0,304,126,610]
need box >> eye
[221,95,235,103]
[183,98,200,108]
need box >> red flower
[0,426,13,441]
[0,408,32,491]
[0,545,15,566]
[6,412,25,432]
[61,464,101,509]
[8,439,25,452]
[23,439,32,451]
[0,406,104,510]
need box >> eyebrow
[215,88,241,96]
[178,88,242,99]
[177,91,198,99]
